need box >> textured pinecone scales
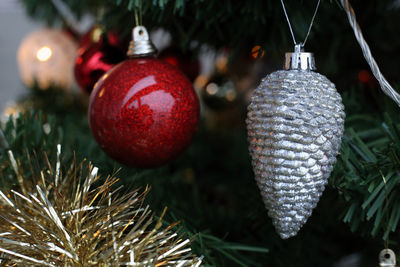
[246,70,345,239]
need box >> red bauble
[159,47,200,81]
[89,57,200,168]
[75,42,125,94]
[79,26,102,51]
[79,26,129,53]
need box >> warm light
[194,75,208,89]
[3,101,23,118]
[18,29,78,90]
[92,27,103,43]
[98,88,105,98]
[206,83,218,95]
[216,56,228,73]
[225,89,237,102]
[36,46,52,62]
[4,105,18,117]
[251,45,265,59]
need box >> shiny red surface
[89,57,200,168]
[74,42,125,94]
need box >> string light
[251,46,264,59]
[36,46,53,62]
[17,29,77,90]
[206,83,218,95]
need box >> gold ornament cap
[284,44,316,71]
[127,26,157,58]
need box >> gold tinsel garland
[0,145,202,266]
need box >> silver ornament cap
[127,26,157,58]
[246,45,345,239]
[284,44,316,71]
[379,249,396,267]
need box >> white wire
[341,0,400,107]
[51,0,94,34]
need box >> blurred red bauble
[89,26,200,168]
[78,26,104,51]
[78,26,128,52]
[74,42,125,94]
[358,69,373,83]
[159,46,200,81]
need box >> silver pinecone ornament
[246,45,345,239]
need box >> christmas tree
[1,0,400,266]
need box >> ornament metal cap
[379,249,396,267]
[127,26,157,58]
[284,44,316,71]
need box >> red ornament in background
[78,26,104,51]
[74,41,126,94]
[89,26,200,168]
[358,69,373,83]
[159,46,200,81]
[358,69,378,88]
[78,25,129,52]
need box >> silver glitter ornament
[246,45,345,239]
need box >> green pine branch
[332,113,400,242]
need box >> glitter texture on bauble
[246,45,345,239]
[89,26,199,168]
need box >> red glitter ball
[74,42,125,94]
[89,57,200,168]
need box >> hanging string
[280,0,296,45]
[340,0,400,107]
[139,0,143,26]
[133,0,143,26]
[280,0,321,47]
[303,0,321,47]
[133,5,139,26]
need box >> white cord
[341,0,400,107]
[51,0,94,35]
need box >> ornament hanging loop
[129,1,156,58]
[295,43,303,52]
[127,26,157,58]
[379,249,396,267]
[133,26,150,42]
